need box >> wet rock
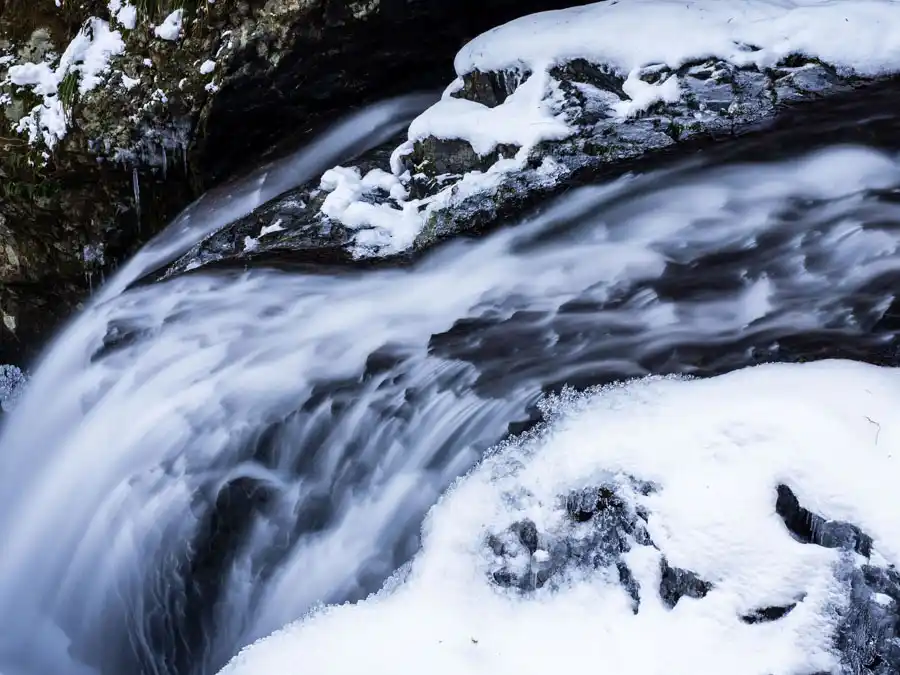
[409,137,521,176]
[658,557,713,609]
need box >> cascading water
[1,94,900,675]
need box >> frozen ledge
[163,0,900,271]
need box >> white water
[1,123,899,674]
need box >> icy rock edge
[163,0,900,275]
[218,360,900,675]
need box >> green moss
[57,70,79,121]
[666,119,684,141]
[0,140,60,203]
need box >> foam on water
[0,141,899,675]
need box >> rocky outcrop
[0,0,594,368]
[154,4,900,281]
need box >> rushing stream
[1,91,900,675]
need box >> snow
[614,68,681,118]
[154,10,184,41]
[108,0,137,30]
[408,70,571,156]
[7,18,125,148]
[319,166,419,248]
[317,161,519,255]
[259,221,285,237]
[455,0,900,79]
[121,74,140,90]
[218,360,900,675]
[199,60,216,75]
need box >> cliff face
[0,0,591,369]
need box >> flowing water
[1,90,900,675]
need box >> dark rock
[511,518,540,554]
[565,485,625,523]
[658,557,713,609]
[452,68,530,108]
[741,603,797,624]
[408,137,521,177]
[772,484,900,673]
[617,561,641,614]
[835,559,900,675]
[487,480,651,594]
[775,483,873,557]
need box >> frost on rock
[0,364,26,413]
[218,360,900,675]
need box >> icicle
[132,167,141,231]
[162,145,168,180]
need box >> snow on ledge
[455,0,900,78]
[8,18,125,148]
[218,360,900,675]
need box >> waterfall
[1,108,899,675]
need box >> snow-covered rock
[173,0,900,264]
[218,360,900,675]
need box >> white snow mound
[456,0,900,78]
[218,360,900,675]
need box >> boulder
[158,1,900,281]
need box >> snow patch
[108,0,137,30]
[154,10,184,41]
[408,70,572,155]
[259,220,285,237]
[218,360,900,675]
[614,68,682,118]
[199,60,216,75]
